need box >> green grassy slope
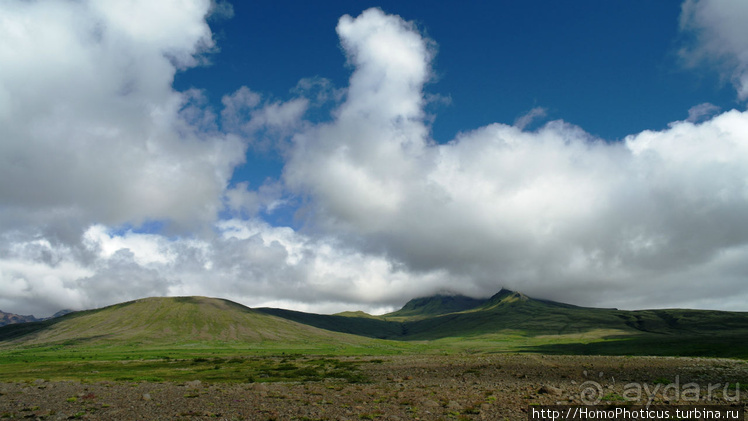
[0,296,387,350]
[384,294,487,319]
[398,292,634,340]
[255,289,625,340]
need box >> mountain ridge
[0,310,37,327]
[0,309,75,327]
[3,289,748,358]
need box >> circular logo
[579,380,603,405]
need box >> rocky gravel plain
[1,354,746,420]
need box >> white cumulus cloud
[680,0,748,100]
[2,3,748,318]
[0,0,244,236]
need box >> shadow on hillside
[256,308,404,339]
[520,332,748,359]
[0,318,62,342]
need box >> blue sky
[176,1,738,210]
[2,0,748,317]
[180,1,734,142]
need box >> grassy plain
[3,330,747,383]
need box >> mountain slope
[255,288,633,340]
[393,289,630,340]
[403,289,748,339]
[384,294,487,319]
[258,288,748,343]
[0,296,380,348]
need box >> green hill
[384,293,486,319]
[0,296,382,350]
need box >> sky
[2,0,748,317]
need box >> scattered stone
[538,385,563,396]
[0,355,744,421]
[447,400,462,410]
[185,380,202,389]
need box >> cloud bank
[2,1,748,317]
